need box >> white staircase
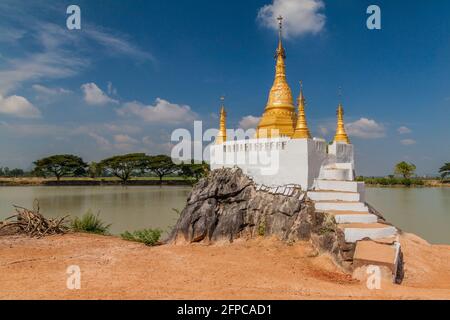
[309,178,402,282]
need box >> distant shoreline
[0,177,448,188]
[0,177,193,186]
[364,181,449,188]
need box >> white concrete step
[338,223,397,243]
[353,240,401,283]
[314,201,369,212]
[308,190,361,202]
[327,211,378,224]
[315,179,365,193]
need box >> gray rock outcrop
[167,167,316,243]
[167,167,351,265]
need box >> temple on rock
[210,17,402,283]
[210,16,355,191]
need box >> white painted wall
[210,138,357,191]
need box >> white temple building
[209,18,403,280]
[210,17,358,193]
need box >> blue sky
[0,0,448,176]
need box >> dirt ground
[0,232,449,300]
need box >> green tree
[98,153,150,183]
[439,162,450,181]
[180,161,210,184]
[394,161,416,179]
[9,168,25,177]
[33,155,88,181]
[88,161,102,178]
[147,155,177,184]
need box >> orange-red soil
[0,232,449,300]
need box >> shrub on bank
[70,210,111,235]
[356,176,424,186]
[121,228,163,246]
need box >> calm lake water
[0,186,448,244]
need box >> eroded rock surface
[167,168,317,243]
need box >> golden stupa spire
[256,15,296,138]
[333,89,350,143]
[216,96,227,144]
[292,81,312,139]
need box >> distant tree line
[357,161,450,186]
[0,167,26,177]
[0,153,209,184]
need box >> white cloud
[397,126,412,134]
[400,139,416,146]
[81,83,119,106]
[84,28,155,63]
[88,132,112,150]
[142,136,174,155]
[239,115,261,130]
[32,84,71,96]
[117,98,197,124]
[257,0,326,38]
[114,134,138,145]
[0,94,41,118]
[346,118,386,139]
[0,18,154,95]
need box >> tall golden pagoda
[256,16,296,138]
[292,81,312,139]
[216,96,227,144]
[333,102,350,144]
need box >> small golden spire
[292,81,312,139]
[216,96,227,144]
[256,15,296,138]
[333,100,350,144]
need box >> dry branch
[0,200,69,238]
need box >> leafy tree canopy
[439,162,450,180]
[394,161,416,179]
[147,155,177,183]
[33,155,88,181]
[98,153,151,182]
[180,161,210,184]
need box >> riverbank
[1,177,448,187]
[0,177,193,186]
[0,232,449,299]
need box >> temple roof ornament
[256,15,296,138]
[292,81,312,139]
[216,96,227,144]
[333,101,351,144]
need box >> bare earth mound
[0,232,449,300]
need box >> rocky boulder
[166,167,317,244]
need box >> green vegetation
[439,163,450,181]
[356,176,424,186]
[394,161,416,179]
[1,151,211,183]
[121,228,163,246]
[88,161,103,179]
[33,154,88,181]
[147,155,178,184]
[70,210,111,235]
[258,218,266,236]
[0,167,25,177]
[98,153,151,183]
[179,161,209,184]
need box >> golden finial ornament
[216,96,227,144]
[333,93,350,144]
[292,81,312,139]
[256,15,296,138]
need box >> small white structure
[210,138,355,191]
